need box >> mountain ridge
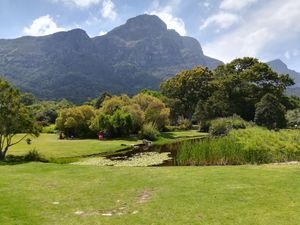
[0,14,222,102]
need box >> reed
[177,127,300,165]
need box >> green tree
[160,66,214,120]
[0,79,39,160]
[56,105,96,138]
[90,110,133,137]
[254,93,287,129]
[132,93,170,130]
[214,57,294,120]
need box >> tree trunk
[0,151,5,161]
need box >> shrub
[91,110,133,137]
[209,115,250,136]
[42,124,57,133]
[24,149,46,162]
[177,116,192,130]
[139,122,160,141]
[286,108,300,128]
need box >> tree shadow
[0,154,48,166]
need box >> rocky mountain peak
[267,59,288,72]
[108,14,168,41]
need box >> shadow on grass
[0,153,49,166]
[160,132,177,139]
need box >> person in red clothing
[98,131,103,140]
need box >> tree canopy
[0,79,39,160]
[160,66,214,121]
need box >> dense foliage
[89,94,170,138]
[208,115,251,136]
[160,67,214,120]
[55,105,96,138]
[254,93,287,129]
[161,57,295,128]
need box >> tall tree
[213,57,294,120]
[254,93,287,129]
[0,79,39,160]
[160,66,215,121]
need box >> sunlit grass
[0,163,299,225]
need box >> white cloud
[99,30,107,35]
[149,6,187,36]
[23,15,66,36]
[202,0,300,63]
[200,12,239,30]
[220,0,258,11]
[53,0,101,8]
[101,0,117,20]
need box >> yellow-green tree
[56,105,96,138]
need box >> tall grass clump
[209,115,251,136]
[177,127,300,166]
[177,137,244,166]
[139,122,160,141]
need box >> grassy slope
[0,163,299,225]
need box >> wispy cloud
[202,0,300,62]
[148,6,187,36]
[23,15,66,36]
[220,0,258,11]
[101,0,117,20]
[52,0,101,9]
[200,12,239,30]
[52,0,101,8]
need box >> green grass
[9,134,140,160]
[0,163,299,225]
[155,130,208,145]
[8,131,206,161]
[177,127,300,165]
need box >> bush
[286,108,300,128]
[24,149,46,162]
[42,124,57,133]
[139,122,160,141]
[209,115,250,136]
[177,116,192,130]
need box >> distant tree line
[1,57,300,160]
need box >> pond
[72,137,206,167]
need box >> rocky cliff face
[0,14,222,102]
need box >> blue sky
[1,0,300,71]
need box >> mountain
[267,59,300,96]
[0,14,222,103]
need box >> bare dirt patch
[136,189,154,204]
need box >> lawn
[0,163,299,225]
[8,131,206,160]
[155,130,208,145]
[9,134,140,159]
